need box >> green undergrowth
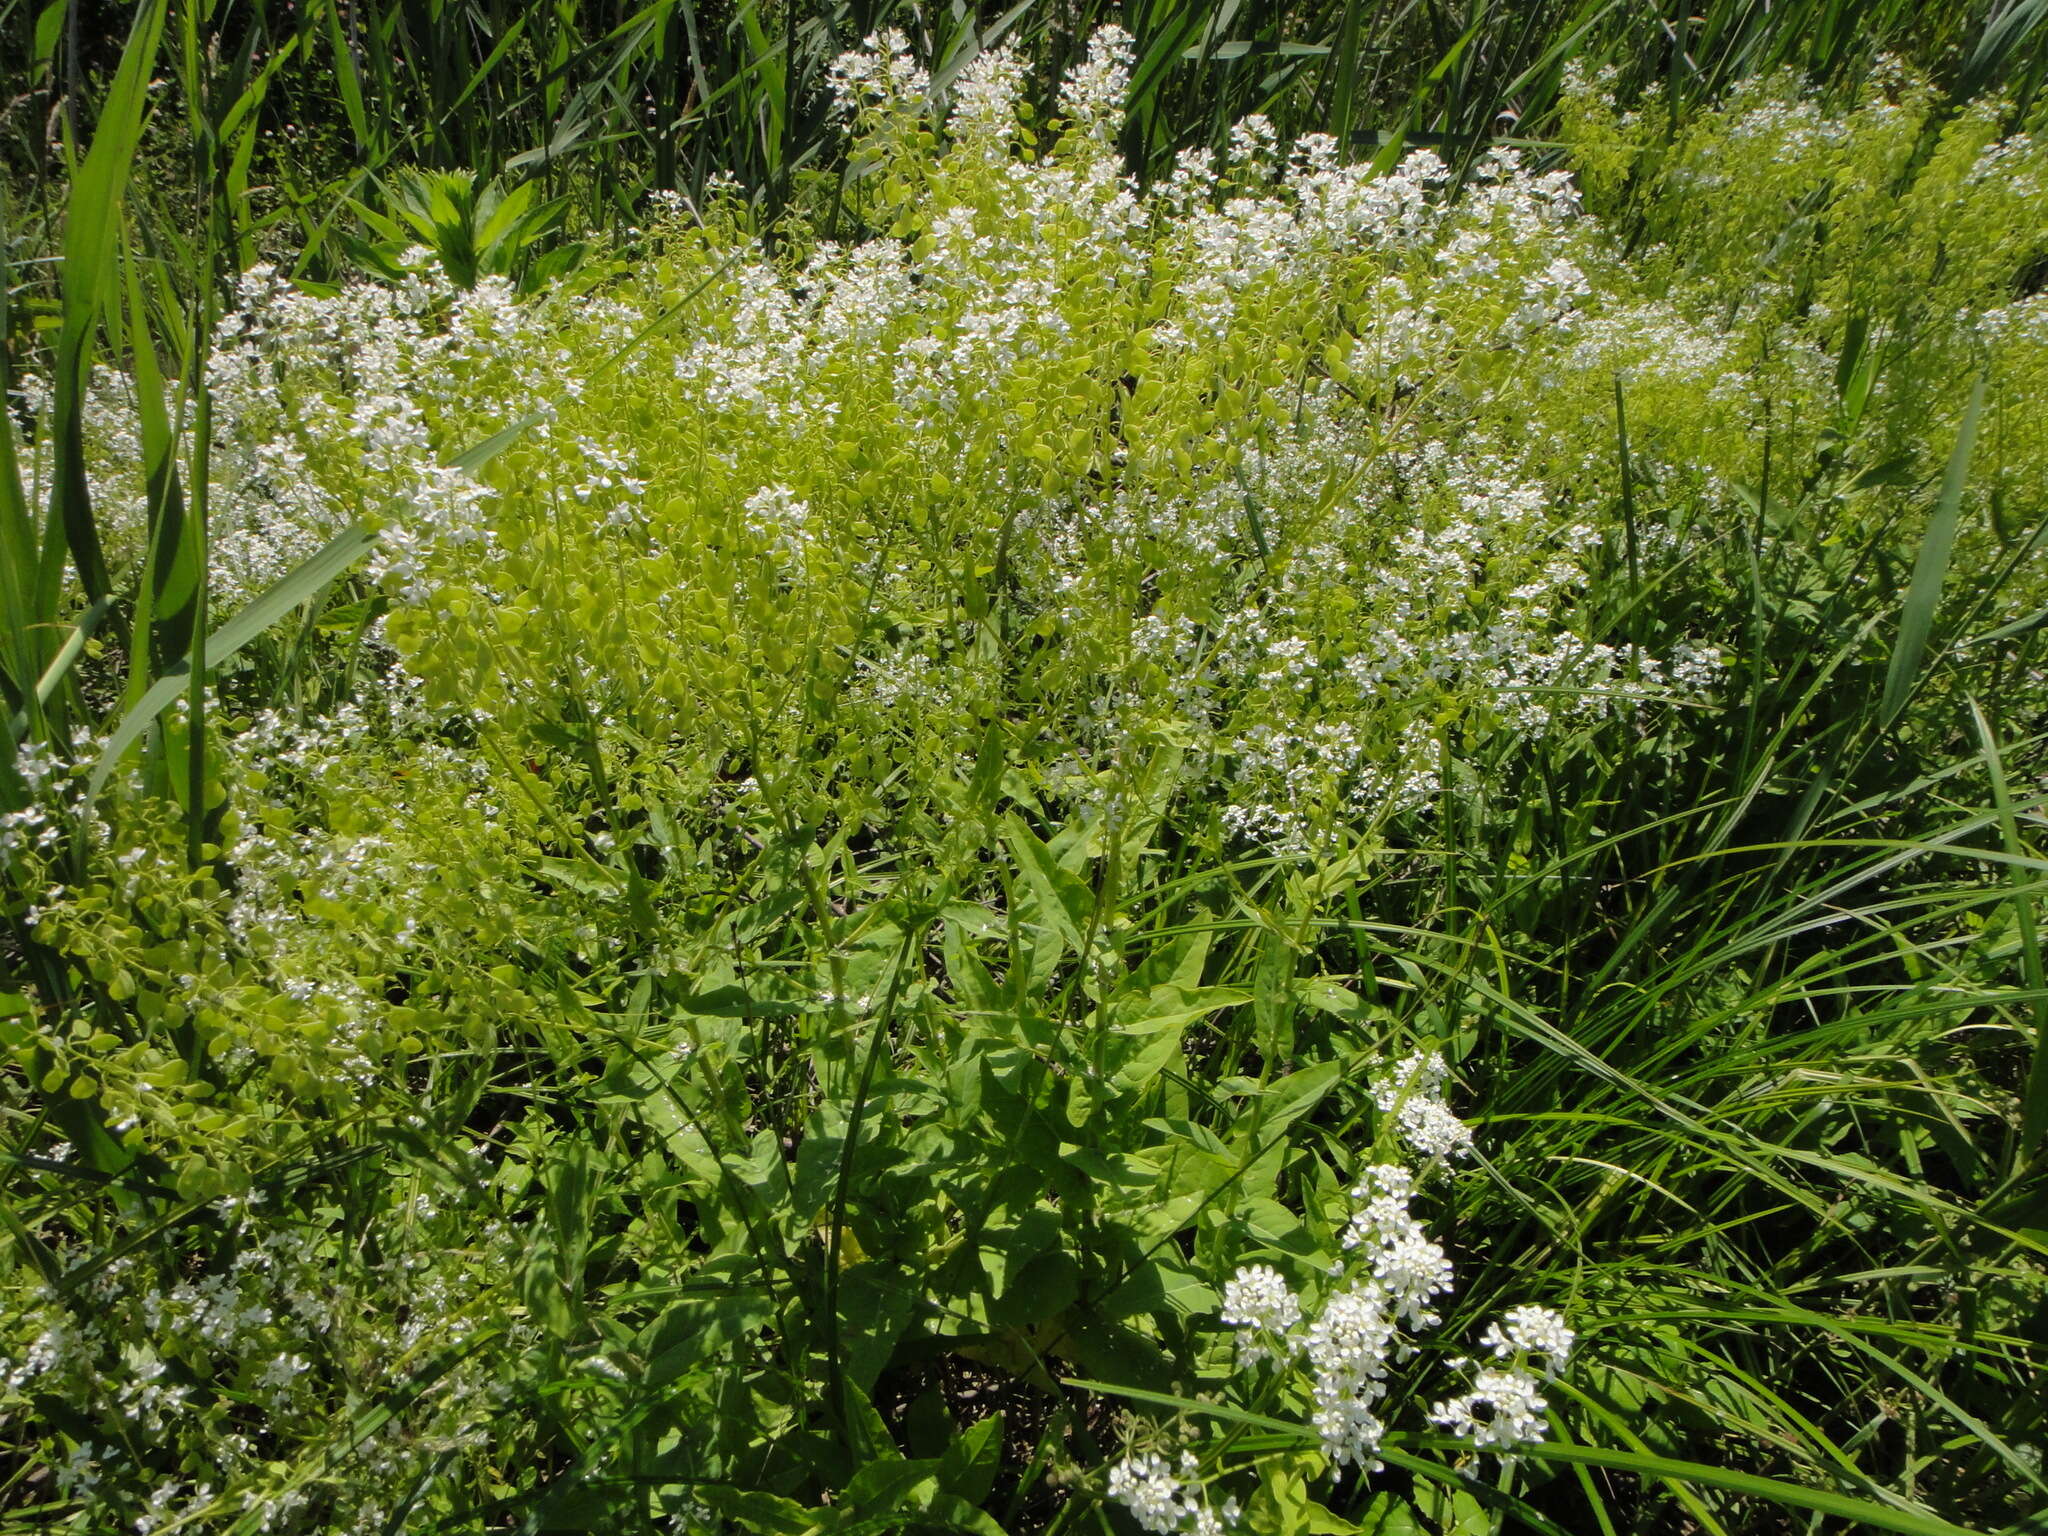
[2,29,2047,1536]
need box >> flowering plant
[1106,1055,1576,1532]
[3,22,2045,1536]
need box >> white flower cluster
[1299,1161,1457,1471]
[1484,1303,1578,1371]
[947,44,1027,154]
[1107,1450,1241,1536]
[742,483,815,558]
[1430,1304,1575,1457]
[1304,1282,1399,1469]
[1057,25,1134,143]
[1428,1365,1551,1451]
[1198,1096,1571,1485]
[2,747,67,871]
[196,259,572,609]
[1368,1050,1475,1160]
[1338,1163,1457,1328]
[0,1187,530,1536]
[5,25,1752,891]
[1218,1262,1301,1366]
[828,28,930,119]
[1220,719,1377,856]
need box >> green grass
[5,1,2045,299]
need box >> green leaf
[937,1412,1004,1505]
[988,1247,1080,1329]
[44,0,171,611]
[88,521,377,801]
[450,412,554,475]
[1053,1314,1176,1394]
[1253,1060,1341,1133]
[842,1457,938,1515]
[322,0,374,154]
[1882,377,1985,727]
[5,594,114,747]
[918,1491,1012,1536]
[640,1285,776,1387]
[31,2,62,73]
[1005,814,1093,953]
[694,1487,819,1536]
[121,232,199,692]
[839,1262,919,1391]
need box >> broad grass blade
[1881,376,1986,728]
[87,522,378,802]
[42,0,171,615]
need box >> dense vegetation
[3,3,2047,1534]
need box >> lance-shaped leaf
[88,522,378,803]
[40,0,171,617]
[121,233,200,698]
[1882,377,1986,729]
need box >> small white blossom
[1312,1382,1388,1473]
[1106,1449,1238,1534]
[1305,1283,1397,1399]
[1482,1305,1576,1373]
[1430,1365,1551,1453]
[1369,1051,1475,1159]
[1058,25,1133,142]
[1219,1264,1302,1366]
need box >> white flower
[1107,1449,1241,1534]
[1107,1452,1189,1534]
[256,1353,307,1394]
[1226,114,1280,174]
[1369,1050,1475,1159]
[1392,1096,1475,1160]
[1219,1264,1302,1366]
[1336,1164,1455,1326]
[1311,1381,1387,1473]
[1368,1049,1449,1111]
[1305,1283,1397,1399]
[1343,1164,1417,1250]
[1220,1263,1301,1332]
[742,483,813,556]
[1482,1305,1575,1373]
[1368,1224,1456,1330]
[1058,26,1133,141]
[1430,1365,1551,1452]
[949,45,1026,148]
[829,29,929,118]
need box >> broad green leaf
[1004,814,1093,952]
[89,522,377,801]
[43,0,171,613]
[936,1412,1004,1505]
[1882,377,1986,727]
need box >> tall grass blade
[40,0,170,617]
[1881,376,1986,729]
[1957,0,2048,104]
[0,287,40,732]
[86,521,377,803]
[1972,700,2048,1162]
[321,0,377,156]
[1474,1437,1997,1536]
[119,232,197,699]
[3,592,114,747]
